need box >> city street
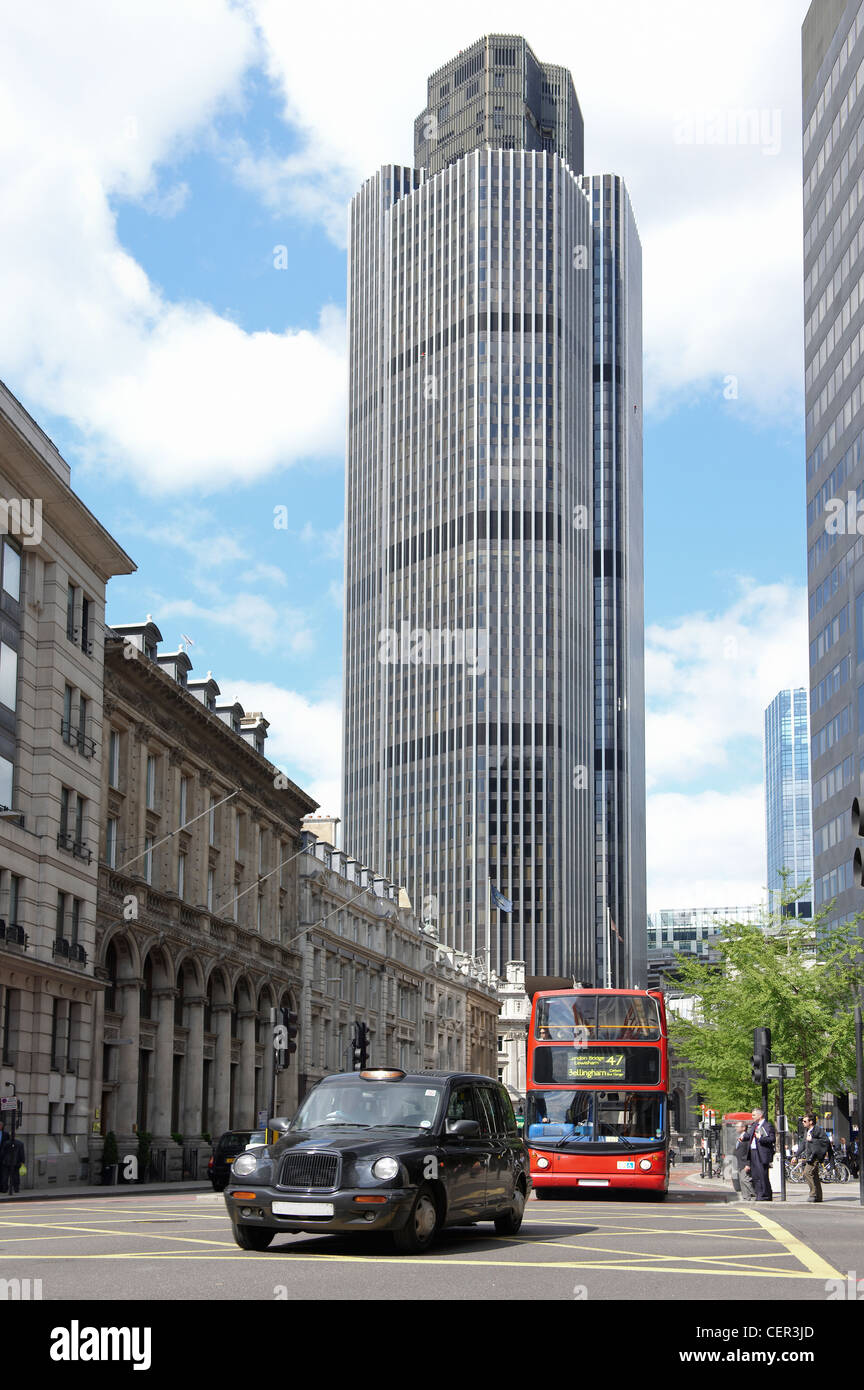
[1,1176,859,1303]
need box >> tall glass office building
[764,689,813,915]
[343,35,645,982]
[803,0,864,928]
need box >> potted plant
[101,1131,118,1186]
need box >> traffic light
[751,1025,771,1087]
[279,1007,298,1068]
[351,1021,369,1071]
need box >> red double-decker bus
[526,987,669,1196]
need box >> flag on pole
[490,883,512,913]
[609,911,623,942]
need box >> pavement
[0,1179,212,1203]
[677,1161,864,1204]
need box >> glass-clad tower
[343,35,645,982]
[803,0,864,930]
[764,689,813,915]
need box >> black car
[224,1069,531,1253]
[208,1129,265,1191]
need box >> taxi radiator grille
[278,1152,340,1190]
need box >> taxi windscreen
[292,1082,441,1131]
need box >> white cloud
[645,579,808,790]
[0,0,346,493]
[219,678,342,813]
[157,593,315,655]
[647,787,768,909]
[242,0,809,417]
[644,578,808,908]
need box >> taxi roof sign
[359,1069,406,1081]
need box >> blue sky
[0,0,813,907]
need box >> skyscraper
[343,35,645,983]
[763,689,813,915]
[802,0,864,929]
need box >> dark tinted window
[475,1087,499,1137]
[446,1086,481,1124]
[496,1088,520,1136]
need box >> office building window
[108,731,119,788]
[146,756,156,809]
[1,539,20,601]
[144,836,153,885]
[0,642,18,711]
[178,851,186,900]
[0,755,12,809]
[106,818,118,868]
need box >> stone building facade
[0,380,134,1188]
[93,628,498,1184]
[297,824,499,1091]
[95,619,316,1182]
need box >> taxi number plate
[578,1179,609,1186]
[272,1201,334,1217]
[616,1161,636,1170]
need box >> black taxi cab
[224,1069,530,1254]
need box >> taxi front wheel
[392,1185,439,1254]
[233,1225,275,1251]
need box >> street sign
[0,1097,17,1111]
[766,1063,796,1078]
[273,1024,288,1051]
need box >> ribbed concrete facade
[802,0,864,930]
[343,38,644,985]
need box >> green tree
[667,898,862,1121]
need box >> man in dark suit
[797,1113,829,1202]
[747,1107,776,1201]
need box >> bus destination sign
[566,1052,626,1082]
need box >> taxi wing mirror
[445,1119,481,1139]
[268,1117,292,1135]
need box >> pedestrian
[798,1113,829,1202]
[1,1132,25,1195]
[734,1121,756,1202]
[746,1107,776,1201]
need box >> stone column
[182,995,206,1137]
[212,1003,232,1136]
[114,978,140,1140]
[150,988,176,1138]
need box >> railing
[60,719,97,757]
[0,920,28,948]
[53,937,71,958]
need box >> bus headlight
[639,1159,652,1171]
[372,1157,400,1181]
[536,1157,550,1170]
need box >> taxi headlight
[371,1157,400,1181]
[232,1152,261,1178]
